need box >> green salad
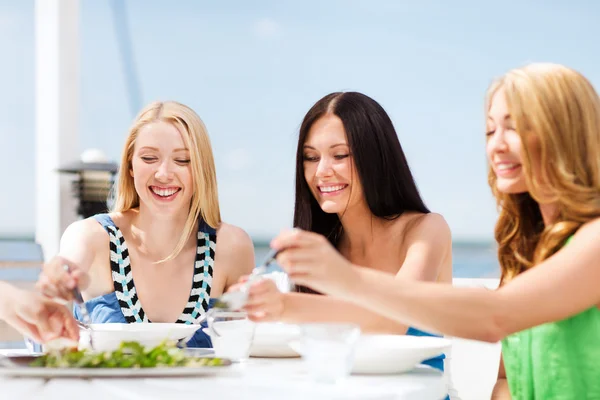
[30,341,226,368]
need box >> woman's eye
[485,130,495,137]
[175,159,191,164]
[141,156,157,162]
[334,154,349,160]
[303,155,319,162]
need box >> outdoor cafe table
[0,350,447,400]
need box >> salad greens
[30,341,226,368]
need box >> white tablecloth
[0,350,447,400]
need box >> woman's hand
[270,229,359,297]
[245,278,286,322]
[228,277,286,322]
[0,282,79,343]
[36,256,89,303]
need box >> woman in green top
[265,63,600,399]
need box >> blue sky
[1,0,599,241]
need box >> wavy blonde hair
[112,101,221,261]
[487,63,600,283]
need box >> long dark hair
[293,92,429,292]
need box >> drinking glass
[299,323,361,384]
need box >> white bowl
[250,323,301,358]
[289,334,450,375]
[82,323,201,351]
[352,334,451,374]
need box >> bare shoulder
[59,216,110,272]
[389,213,453,281]
[567,217,600,250]
[61,217,108,250]
[576,217,600,236]
[401,212,452,243]
[215,222,255,286]
[216,222,254,250]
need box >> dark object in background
[58,161,119,218]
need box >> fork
[213,248,282,310]
[63,265,94,350]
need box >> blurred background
[1,0,599,293]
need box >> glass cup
[299,323,361,384]
[206,310,255,361]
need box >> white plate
[352,334,451,374]
[0,354,232,378]
[82,323,202,351]
[250,323,301,358]
[290,334,451,375]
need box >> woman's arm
[281,293,408,333]
[58,218,107,273]
[318,218,600,342]
[285,214,451,331]
[36,218,106,301]
[247,214,452,332]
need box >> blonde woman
[37,101,254,347]
[269,64,600,399]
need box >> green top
[502,237,600,399]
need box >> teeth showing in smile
[319,185,347,193]
[497,163,519,171]
[150,187,180,197]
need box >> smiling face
[130,120,193,216]
[486,88,529,194]
[302,114,365,214]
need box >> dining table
[0,348,448,400]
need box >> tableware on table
[204,310,255,361]
[213,248,285,310]
[250,322,301,358]
[81,323,202,352]
[0,353,232,378]
[290,333,451,375]
[292,323,361,384]
[351,334,451,374]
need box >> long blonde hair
[112,101,221,261]
[487,63,600,283]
